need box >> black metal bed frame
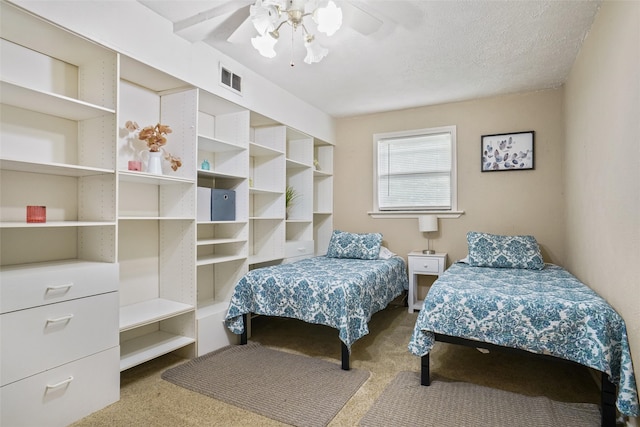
[240,313,351,370]
[420,333,617,427]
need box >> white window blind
[375,128,455,211]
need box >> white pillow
[378,246,396,260]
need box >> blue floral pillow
[326,230,383,260]
[467,231,544,270]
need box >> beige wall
[335,0,639,406]
[335,88,566,266]
[564,0,640,390]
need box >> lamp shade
[418,215,438,233]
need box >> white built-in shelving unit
[313,142,334,254]
[249,125,286,265]
[285,128,315,262]
[195,89,250,356]
[0,1,334,424]
[117,56,198,370]
[0,2,119,426]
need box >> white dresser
[0,261,120,427]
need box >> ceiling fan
[170,0,389,45]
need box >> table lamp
[418,215,438,254]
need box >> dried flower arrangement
[125,121,182,171]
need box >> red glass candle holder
[26,206,46,223]
[128,160,142,171]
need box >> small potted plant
[285,185,300,219]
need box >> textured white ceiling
[140,0,601,118]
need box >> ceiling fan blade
[174,0,253,42]
[204,6,253,44]
[341,1,383,36]
[349,0,424,30]
[225,14,257,44]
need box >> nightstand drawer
[407,252,447,313]
[409,256,442,274]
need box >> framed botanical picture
[481,131,534,172]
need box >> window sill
[368,211,464,219]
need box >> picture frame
[481,131,534,172]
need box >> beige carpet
[70,303,602,426]
[161,342,369,427]
[360,371,600,427]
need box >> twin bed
[409,232,639,425]
[225,230,409,370]
[224,230,639,425]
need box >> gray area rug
[162,342,369,427]
[360,371,600,427]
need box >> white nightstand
[407,251,447,313]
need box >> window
[373,126,457,213]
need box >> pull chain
[290,26,295,67]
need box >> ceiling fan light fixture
[251,33,278,58]
[250,0,341,64]
[269,29,280,39]
[249,0,279,35]
[304,36,328,64]
[313,1,342,36]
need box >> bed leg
[600,371,616,427]
[421,354,431,386]
[341,342,350,370]
[240,314,248,345]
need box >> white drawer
[0,260,118,313]
[285,240,314,259]
[1,292,119,386]
[409,256,443,274]
[1,346,120,427]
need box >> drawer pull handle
[46,283,74,292]
[297,247,305,252]
[46,314,74,324]
[46,376,74,389]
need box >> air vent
[220,64,242,95]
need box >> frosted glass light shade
[314,1,342,36]
[304,39,328,64]
[418,215,438,233]
[250,1,278,35]
[251,34,278,58]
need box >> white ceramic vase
[146,151,163,175]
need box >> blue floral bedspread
[225,256,408,350]
[408,262,639,417]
